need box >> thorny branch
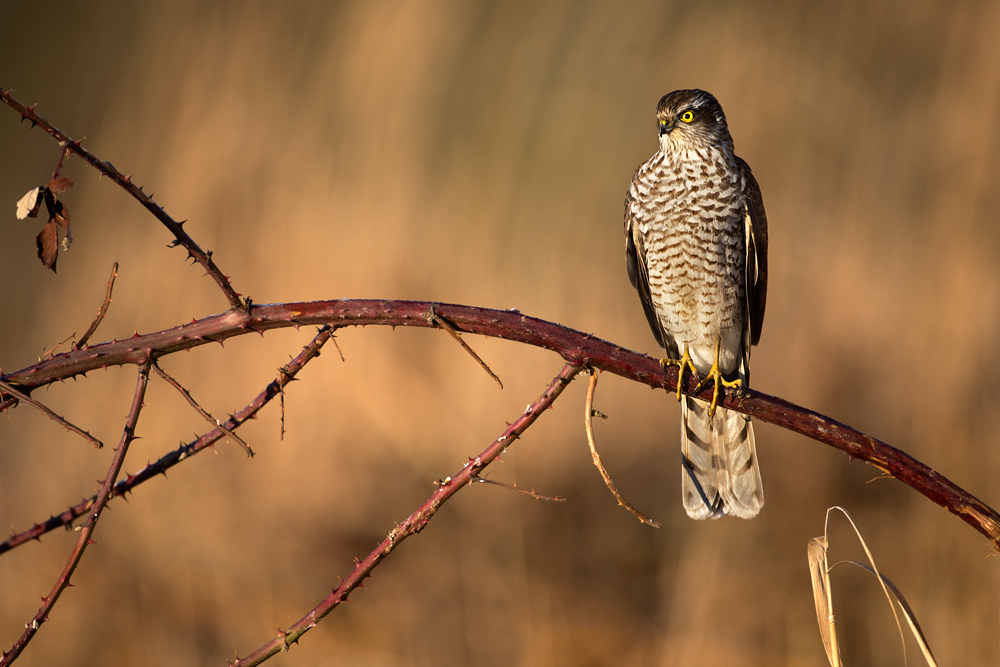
[38,334,76,362]
[0,364,150,666]
[427,305,503,389]
[0,89,245,309]
[151,362,253,456]
[0,378,102,449]
[2,300,999,548]
[470,476,566,501]
[3,87,1000,667]
[0,326,335,556]
[229,363,581,667]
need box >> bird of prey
[624,89,768,519]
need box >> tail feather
[680,396,763,520]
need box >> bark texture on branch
[3,299,998,547]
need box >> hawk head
[655,89,733,152]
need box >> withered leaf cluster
[15,176,74,272]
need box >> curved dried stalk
[583,370,660,527]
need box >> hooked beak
[658,120,673,136]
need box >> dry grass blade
[844,561,938,666]
[809,506,938,667]
[827,507,909,665]
[583,369,660,528]
[807,535,840,666]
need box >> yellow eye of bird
[680,110,695,123]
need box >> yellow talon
[694,339,742,417]
[660,345,699,402]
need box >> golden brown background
[2,1,999,665]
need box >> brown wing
[736,156,768,346]
[624,187,678,357]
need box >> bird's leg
[659,344,699,401]
[694,339,742,417]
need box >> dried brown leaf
[47,176,74,195]
[36,219,58,272]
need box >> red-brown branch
[75,261,118,350]
[0,89,244,310]
[4,85,992,667]
[0,378,102,448]
[0,364,150,665]
[230,363,581,666]
[2,300,998,549]
[0,326,334,555]
[151,362,253,456]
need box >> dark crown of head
[656,89,726,127]
[656,89,730,143]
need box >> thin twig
[275,335,320,442]
[0,327,334,555]
[583,370,661,527]
[51,146,70,179]
[279,382,286,441]
[471,475,565,501]
[230,363,580,666]
[330,335,345,362]
[151,362,253,456]
[0,89,244,310]
[0,364,150,666]
[427,305,503,389]
[76,261,118,349]
[277,363,292,442]
[0,378,102,449]
[39,333,77,362]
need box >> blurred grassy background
[2,1,1000,665]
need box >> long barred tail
[680,396,764,519]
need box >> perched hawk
[624,89,768,519]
